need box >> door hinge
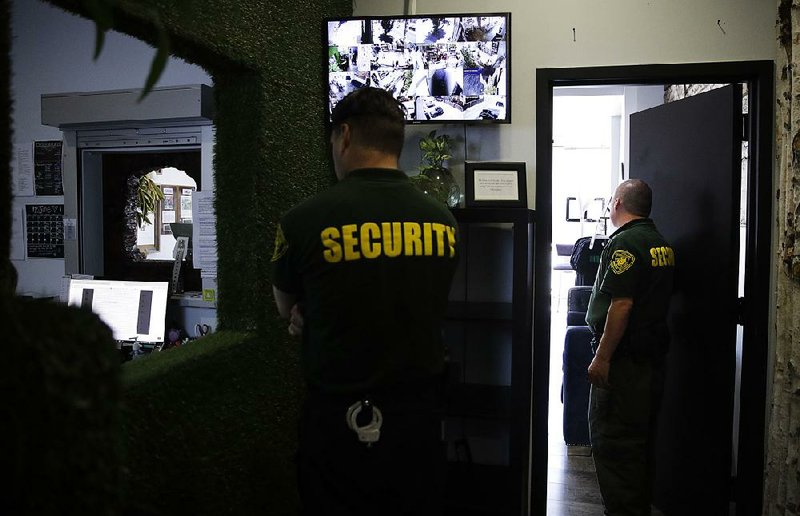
[737,297,745,325]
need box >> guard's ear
[337,122,352,152]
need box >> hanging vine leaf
[139,25,170,101]
[78,0,170,100]
[93,26,106,60]
[82,0,116,59]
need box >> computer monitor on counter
[66,279,169,343]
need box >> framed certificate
[465,161,527,208]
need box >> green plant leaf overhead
[83,0,116,60]
[139,25,170,101]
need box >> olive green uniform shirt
[586,218,675,356]
[271,168,459,394]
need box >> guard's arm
[273,286,305,338]
[273,286,297,319]
[588,297,633,388]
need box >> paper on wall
[13,144,34,197]
[10,207,25,261]
[192,190,217,278]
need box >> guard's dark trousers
[589,354,665,516]
[298,387,445,516]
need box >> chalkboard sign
[34,140,63,196]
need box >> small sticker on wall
[202,289,216,302]
[63,218,77,241]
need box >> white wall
[354,0,776,206]
[10,0,212,297]
[9,0,775,297]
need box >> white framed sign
[465,161,527,207]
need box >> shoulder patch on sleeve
[610,249,635,274]
[271,224,289,262]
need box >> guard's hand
[588,355,611,388]
[288,303,304,338]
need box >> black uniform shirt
[271,168,458,394]
[586,218,675,355]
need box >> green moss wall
[121,331,304,514]
[1,0,12,291]
[1,298,122,514]
[40,0,351,331]
[1,0,351,512]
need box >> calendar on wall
[25,204,64,258]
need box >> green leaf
[139,26,170,101]
[93,25,107,60]
[84,0,116,60]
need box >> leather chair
[552,243,576,311]
[562,286,594,446]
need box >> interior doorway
[532,62,773,516]
[546,83,752,515]
[546,86,644,516]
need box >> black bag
[569,237,606,286]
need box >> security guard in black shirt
[272,88,458,515]
[585,179,675,516]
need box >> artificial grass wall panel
[211,70,263,330]
[1,0,12,290]
[121,331,304,515]
[0,298,122,515]
[42,0,352,329]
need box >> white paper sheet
[192,191,217,277]
[13,144,34,196]
[10,207,25,260]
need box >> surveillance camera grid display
[327,15,508,122]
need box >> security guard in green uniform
[586,179,675,516]
[271,88,458,516]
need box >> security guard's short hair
[331,87,406,158]
[617,179,652,217]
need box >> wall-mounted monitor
[326,13,511,124]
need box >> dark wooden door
[629,85,742,515]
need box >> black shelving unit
[444,207,535,516]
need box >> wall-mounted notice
[13,144,34,196]
[10,207,25,261]
[34,140,63,196]
[192,191,217,278]
[25,204,64,258]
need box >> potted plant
[410,130,460,207]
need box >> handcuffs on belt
[346,398,383,447]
